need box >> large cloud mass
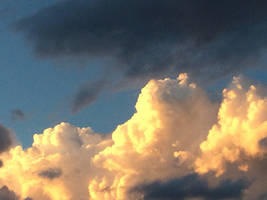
[15,0,267,111]
[0,74,266,199]
[17,0,267,79]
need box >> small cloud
[0,124,13,153]
[71,80,108,113]
[0,186,19,200]
[11,109,26,122]
[259,137,267,150]
[38,168,62,180]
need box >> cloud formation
[15,0,267,111]
[0,74,266,199]
[38,168,62,180]
[17,0,267,80]
[0,124,13,153]
[71,80,109,113]
[11,109,26,122]
[0,185,19,200]
[132,174,248,200]
[195,77,267,176]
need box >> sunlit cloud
[0,74,266,199]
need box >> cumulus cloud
[0,122,111,199]
[195,77,267,176]
[0,74,267,199]
[88,74,218,199]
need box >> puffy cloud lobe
[0,122,111,200]
[195,77,267,176]
[132,174,248,200]
[0,74,267,199]
[88,74,217,199]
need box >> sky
[0,1,267,200]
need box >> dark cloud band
[15,0,267,111]
[132,174,249,200]
[0,124,13,153]
[38,168,62,180]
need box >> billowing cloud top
[0,74,267,199]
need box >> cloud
[0,186,19,200]
[71,80,109,113]
[88,74,218,199]
[16,0,267,82]
[258,137,267,150]
[38,168,62,180]
[11,109,26,122]
[0,122,112,200]
[15,0,267,111]
[195,76,267,176]
[0,74,266,199]
[0,124,13,153]
[132,174,248,200]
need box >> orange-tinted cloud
[0,74,266,199]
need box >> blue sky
[0,1,139,147]
[1,1,267,200]
[0,1,267,148]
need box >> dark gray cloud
[0,124,13,153]
[11,109,26,122]
[132,174,248,200]
[16,0,267,79]
[258,137,267,150]
[38,168,62,180]
[24,198,33,200]
[0,160,3,168]
[16,0,267,111]
[0,186,19,200]
[71,80,108,113]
